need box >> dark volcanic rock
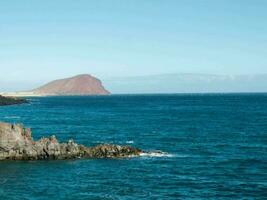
[0,122,141,160]
[0,95,27,106]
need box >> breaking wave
[4,116,21,119]
[140,151,176,158]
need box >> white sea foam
[126,140,134,144]
[140,151,176,158]
[4,116,20,119]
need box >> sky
[0,0,267,85]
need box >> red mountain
[32,74,110,95]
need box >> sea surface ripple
[0,94,267,199]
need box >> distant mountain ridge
[102,73,267,94]
[32,74,110,95]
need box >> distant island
[103,73,267,94]
[1,74,110,97]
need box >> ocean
[0,94,267,199]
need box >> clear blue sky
[0,0,267,82]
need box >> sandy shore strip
[0,92,45,97]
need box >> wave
[94,140,135,145]
[4,116,21,119]
[140,151,176,158]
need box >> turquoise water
[0,94,267,199]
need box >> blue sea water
[0,94,267,199]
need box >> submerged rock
[0,122,142,160]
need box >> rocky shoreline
[0,95,28,106]
[0,122,142,161]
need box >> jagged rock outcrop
[0,95,27,106]
[32,74,110,96]
[0,122,141,160]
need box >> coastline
[0,122,142,160]
[0,95,28,106]
[0,92,45,97]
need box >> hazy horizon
[1,73,267,94]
